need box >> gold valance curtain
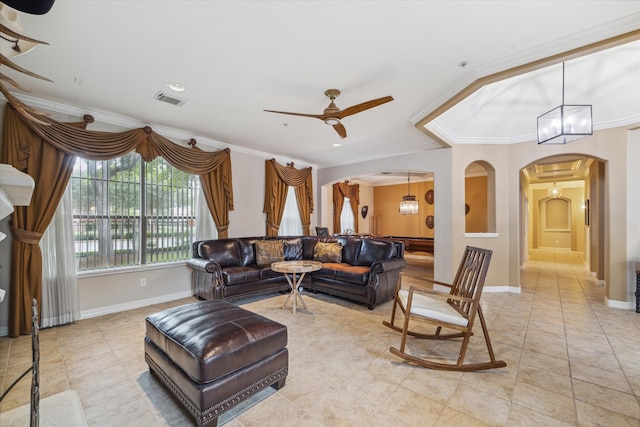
[332,182,360,234]
[1,104,233,336]
[263,159,313,236]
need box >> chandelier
[547,182,562,198]
[537,62,592,145]
[399,172,419,215]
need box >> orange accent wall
[372,181,434,237]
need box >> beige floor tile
[512,382,576,424]
[520,349,569,376]
[570,361,632,393]
[506,403,575,427]
[572,378,640,419]
[434,406,492,427]
[575,400,640,427]
[384,385,445,427]
[400,367,461,403]
[277,370,336,413]
[516,363,573,398]
[84,398,159,427]
[307,390,405,427]
[446,383,511,425]
[234,392,305,427]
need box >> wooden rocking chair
[384,246,506,371]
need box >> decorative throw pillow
[313,242,343,263]
[255,240,285,265]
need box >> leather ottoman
[144,299,288,427]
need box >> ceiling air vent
[154,91,187,106]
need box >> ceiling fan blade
[337,96,393,119]
[263,109,325,120]
[333,123,347,139]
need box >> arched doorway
[520,154,605,282]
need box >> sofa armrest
[188,258,222,274]
[188,258,225,300]
[371,257,407,274]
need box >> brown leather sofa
[188,236,406,309]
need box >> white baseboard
[483,286,521,294]
[0,326,6,337]
[80,291,192,320]
[605,297,636,310]
[434,284,518,294]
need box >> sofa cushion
[313,241,343,263]
[312,263,338,280]
[355,239,397,266]
[340,237,362,265]
[222,266,261,286]
[239,238,258,266]
[260,265,282,280]
[333,264,371,285]
[198,239,241,268]
[255,240,285,265]
[283,237,303,260]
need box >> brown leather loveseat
[188,236,406,309]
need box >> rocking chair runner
[384,246,506,371]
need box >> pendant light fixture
[547,182,562,198]
[537,62,592,144]
[399,172,419,215]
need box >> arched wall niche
[464,160,495,233]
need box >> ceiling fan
[264,89,393,139]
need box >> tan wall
[530,186,585,251]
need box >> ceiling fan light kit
[537,62,593,145]
[264,88,393,139]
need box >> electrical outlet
[140,278,147,287]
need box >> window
[71,153,198,271]
[278,186,303,236]
[340,198,355,233]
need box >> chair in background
[315,227,329,236]
[384,246,506,371]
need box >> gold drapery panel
[2,107,87,337]
[1,104,233,336]
[332,182,360,234]
[263,159,313,236]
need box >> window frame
[71,154,199,272]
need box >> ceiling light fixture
[399,171,419,215]
[167,83,186,93]
[537,62,592,144]
[324,117,340,126]
[547,182,562,198]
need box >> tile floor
[1,249,639,426]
